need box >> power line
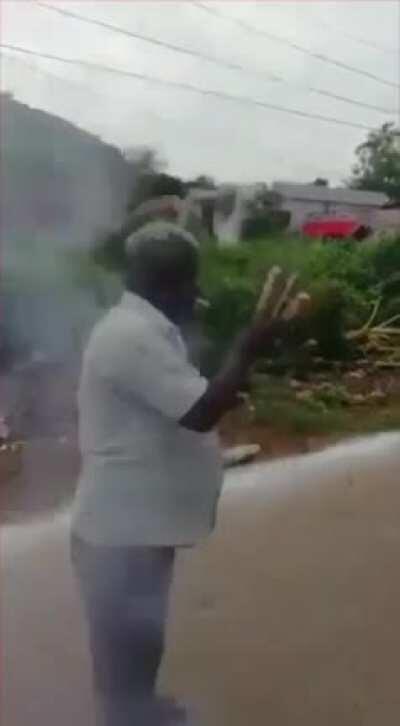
[0,43,378,133]
[0,51,349,181]
[2,51,110,101]
[192,1,399,91]
[36,2,279,81]
[35,1,396,117]
[306,11,397,56]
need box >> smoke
[0,239,121,437]
[0,93,130,436]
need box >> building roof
[132,195,183,217]
[186,188,218,202]
[272,182,388,208]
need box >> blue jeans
[71,536,181,725]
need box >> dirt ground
[0,424,336,527]
[220,413,337,458]
[0,437,80,525]
[0,363,397,525]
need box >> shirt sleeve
[97,324,208,421]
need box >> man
[71,221,302,725]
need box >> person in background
[71,221,304,725]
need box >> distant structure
[130,186,259,247]
[272,182,388,231]
[213,184,264,246]
[373,202,400,238]
[126,182,395,247]
[185,183,267,246]
[126,194,210,243]
[186,182,394,244]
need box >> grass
[252,377,345,435]
[200,234,400,437]
[6,233,400,440]
[251,375,400,436]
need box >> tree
[349,123,400,202]
[94,148,187,269]
[123,148,186,208]
[185,174,216,192]
[145,173,185,200]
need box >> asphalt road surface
[3,433,400,726]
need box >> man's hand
[180,268,311,433]
[238,268,312,361]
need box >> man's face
[171,276,201,325]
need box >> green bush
[370,237,400,279]
[242,210,291,239]
[305,281,350,359]
[199,238,370,366]
[93,228,400,367]
[251,376,346,434]
[304,241,375,291]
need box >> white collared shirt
[71,292,223,546]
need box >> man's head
[125,222,200,324]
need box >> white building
[272,182,388,230]
[186,183,264,246]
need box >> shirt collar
[119,291,175,334]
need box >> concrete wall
[281,199,327,229]
[281,198,381,230]
[374,207,400,233]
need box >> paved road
[4,433,400,726]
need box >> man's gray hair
[125,221,198,257]
[124,221,199,292]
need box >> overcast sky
[2,1,399,185]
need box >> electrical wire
[192,1,399,91]
[305,11,397,56]
[35,1,396,116]
[2,51,112,101]
[0,42,378,133]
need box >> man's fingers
[255,267,311,328]
[255,266,281,316]
[254,266,286,321]
[271,273,299,320]
[281,292,312,321]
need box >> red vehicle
[302,215,371,241]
